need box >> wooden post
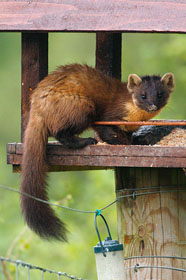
[21,32,48,140]
[96,32,121,79]
[116,167,186,279]
[95,32,121,142]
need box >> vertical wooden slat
[21,32,48,140]
[95,32,122,142]
[96,32,121,79]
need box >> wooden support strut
[21,32,48,140]
[96,32,121,79]
[95,32,121,140]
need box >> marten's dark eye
[141,93,146,99]
[158,92,163,98]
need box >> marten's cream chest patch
[120,102,161,132]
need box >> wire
[124,255,186,261]
[118,189,186,199]
[100,198,118,211]
[0,184,185,214]
[0,184,95,214]
[116,184,186,192]
[132,264,186,273]
[0,256,86,280]
[1,256,186,279]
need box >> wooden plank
[21,33,48,139]
[7,153,186,168]
[7,142,186,158]
[7,143,186,168]
[115,168,186,279]
[1,1,186,33]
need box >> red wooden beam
[94,121,186,126]
[1,1,186,33]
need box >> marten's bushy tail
[21,115,67,241]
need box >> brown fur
[21,64,175,241]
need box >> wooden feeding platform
[7,120,186,171]
[6,140,186,171]
[1,1,186,279]
[7,120,186,172]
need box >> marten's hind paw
[60,136,97,149]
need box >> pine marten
[21,64,175,241]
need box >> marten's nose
[149,104,157,112]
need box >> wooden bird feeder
[1,1,186,279]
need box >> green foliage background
[0,32,185,279]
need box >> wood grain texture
[1,0,186,32]
[96,32,121,79]
[6,142,186,170]
[95,32,121,141]
[21,33,48,139]
[116,167,186,279]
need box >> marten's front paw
[87,137,98,145]
[106,135,131,145]
[107,139,131,145]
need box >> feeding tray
[7,122,186,171]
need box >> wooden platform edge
[7,142,186,171]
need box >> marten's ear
[161,73,175,91]
[127,74,142,92]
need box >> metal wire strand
[117,188,186,200]
[116,184,186,192]
[0,185,95,214]
[0,257,86,280]
[133,264,186,273]
[0,184,186,215]
[1,256,186,280]
[124,255,186,261]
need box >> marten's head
[127,73,175,113]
